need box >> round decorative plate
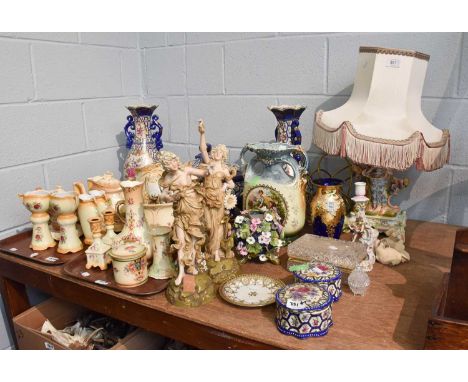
[219,274,285,307]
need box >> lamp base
[365,210,406,242]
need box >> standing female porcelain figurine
[198,121,240,284]
[198,120,236,261]
[158,151,209,286]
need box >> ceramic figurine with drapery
[313,46,450,245]
[158,150,215,307]
[123,105,164,180]
[197,120,239,284]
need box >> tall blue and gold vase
[310,178,346,239]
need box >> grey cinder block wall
[0,32,466,348]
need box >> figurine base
[165,273,215,307]
[365,210,406,242]
[207,257,240,285]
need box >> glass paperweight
[348,266,370,296]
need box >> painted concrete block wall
[0,32,467,349]
[0,32,141,350]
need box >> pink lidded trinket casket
[293,261,342,302]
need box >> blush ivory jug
[240,142,309,236]
[73,182,101,245]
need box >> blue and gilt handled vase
[123,105,164,180]
[269,105,306,147]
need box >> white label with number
[286,299,308,309]
[45,256,59,262]
[386,58,400,68]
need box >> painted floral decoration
[233,208,284,265]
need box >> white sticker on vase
[81,272,90,277]
[45,257,59,262]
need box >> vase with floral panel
[240,142,308,236]
[123,105,164,180]
[113,180,152,260]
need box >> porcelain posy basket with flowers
[233,209,284,264]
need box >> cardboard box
[13,297,166,350]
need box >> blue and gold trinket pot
[292,261,342,302]
[275,283,333,338]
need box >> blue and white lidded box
[292,261,342,302]
[275,283,333,339]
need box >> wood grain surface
[0,220,459,349]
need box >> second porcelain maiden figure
[198,120,240,284]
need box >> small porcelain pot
[143,203,174,229]
[276,283,333,338]
[110,243,148,287]
[293,261,342,302]
[50,191,79,215]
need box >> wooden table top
[0,220,459,349]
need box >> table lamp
[313,46,450,238]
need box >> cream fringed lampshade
[313,46,450,172]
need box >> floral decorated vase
[240,142,308,237]
[310,178,346,239]
[233,209,284,264]
[123,105,164,180]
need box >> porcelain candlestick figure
[158,150,215,307]
[18,189,56,251]
[349,182,378,271]
[50,191,83,254]
[85,217,112,270]
[198,120,240,284]
[102,210,117,246]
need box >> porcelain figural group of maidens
[158,121,237,289]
